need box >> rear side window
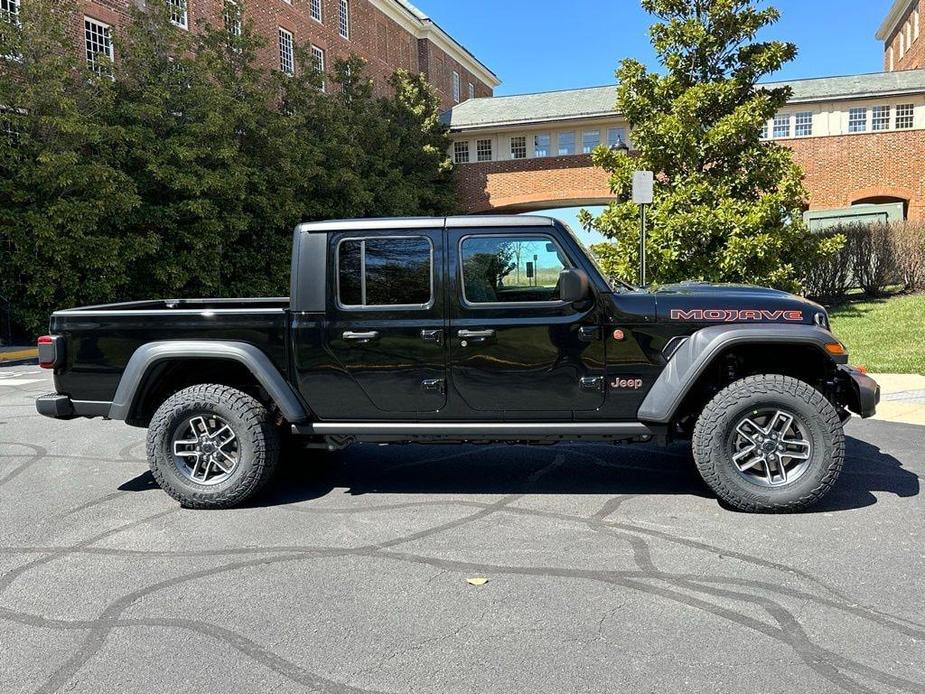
[461,235,568,305]
[337,237,432,308]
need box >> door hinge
[579,376,604,393]
[422,379,446,395]
[578,326,600,342]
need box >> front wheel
[147,384,280,509]
[692,374,845,513]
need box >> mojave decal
[669,309,804,322]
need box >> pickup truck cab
[36,216,879,512]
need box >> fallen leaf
[466,577,488,586]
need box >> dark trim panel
[109,341,309,423]
[295,422,654,439]
[638,325,846,424]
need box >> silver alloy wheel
[171,414,240,486]
[731,408,813,487]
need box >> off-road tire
[147,384,280,509]
[692,374,844,513]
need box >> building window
[84,18,113,76]
[338,0,350,39]
[452,71,460,104]
[476,139,492,162]
[907,19,914,48]
[558,131,576,155]
[848,107,867,133]
[915,9,921,41]
[795,112,813,137]
[510,136,527,160]
[453,141,469,164]
[582,130,600,154]
[890,46,895,71]
[872,105,891,131]
[224,0,241,38]
[468,83,475,100]
[896,103,915,129]
[168,0,188,29]
[311,45,326,90]
[772,113,791,138]
[310,0,322,23]
[1,0,20,24]
[607,127,627,148]
[278,28,294,75]
[760,121,768,139]
[338,238,433,309]
[899,30,906,58]
[534,134,550,157]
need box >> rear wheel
[692,374,844,513]
[147,384,280,509]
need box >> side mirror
[559,268,589,303]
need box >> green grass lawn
[828,293,925,375]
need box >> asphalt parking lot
[0,366,923,694]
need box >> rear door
[447,226,605,418]
[323,228,446,417]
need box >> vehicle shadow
[118,435,918,513]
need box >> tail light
[37,335,61,370]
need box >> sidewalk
[869,373,925,427]
[0,345,38,366]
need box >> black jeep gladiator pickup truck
[36,216,879,512]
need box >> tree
[579,0,839,290]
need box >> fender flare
[108,341,309,423]
[637,325,845,424]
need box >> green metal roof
[443,69,925,131]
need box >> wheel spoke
[732,445,762,471]
[768,411,794,437]
[212,449,236,473]
[735,419,763,446]
[172,414,239,485]
[212,426,236,449]
[190,416,209,437]
[782,438,812,460]
[197,457,213,482]
[188,454,204,480]
[173,439,199,457]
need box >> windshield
[557,220,636,291]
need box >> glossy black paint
[43,217,848,432]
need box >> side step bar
[293,421,655,440]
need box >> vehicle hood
[652,282,826,326]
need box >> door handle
[458,329,495,343]
[421,329,444,345]
[342,331,380,344]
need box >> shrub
[893,221,925,291]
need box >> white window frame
[168,0,188,30]
[582,129,600,154]
[452,71,460,104]
[311,45,326,91]
[848,107,868,133]
[278,28,294,76]
[310,0,322,23]
[510,136,527,160]
[338,0,350,39]
[84,17,114,76]
[872,105,891,131]
[468,83,475,101]
[476,138,492,162]
[772,113,791,138]
[224,0,242,38]
[453,141,470,164]
[794,112,813,137]
[534,133,550,158]
[1,0,20,25]
[896,103,915,129]
[557,131,576,155]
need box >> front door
[323,229,446,417]
[447,228,605,417]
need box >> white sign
[632,171,654,205]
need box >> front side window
[896,103,914,129]
[310,0,322,23]
[84,18,113,76]
[338,0,350,39]
[849,107,867,133]
[795,111,813,137]
[772,113,791,138]
[558,131,576,155]
[872,105,891,131]
[278,29,294,75]
[338,237,432,308]
[453,141,470,164]
[510,136,526,160]
[168,0,188,29]
[534,134,550,157]
[461,236,568,305]
[476,139,492,162]
[582,129,600,154]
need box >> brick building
[445,5,925,228]
[72,0,498,110]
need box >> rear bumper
[36,394,110,420]
[838,366,880,419]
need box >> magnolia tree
[580,0,840,290]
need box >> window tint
[462,236,568,304]
[338,237,432,308]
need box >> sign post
[631,171,654,287]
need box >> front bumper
[838,366,880,418]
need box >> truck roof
[295,215,558,233]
